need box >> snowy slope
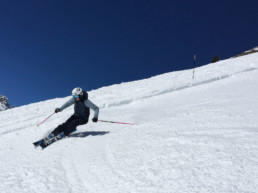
[0,53,258,193]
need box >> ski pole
[98,120,136,125]
[37,112,56,127]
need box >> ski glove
[55,108,61,113]
[92,118,98,123]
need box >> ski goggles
[73,95,79,99]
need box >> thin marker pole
[192,54,196,79]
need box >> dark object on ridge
[0,95,10,111]
[211,56,220,63]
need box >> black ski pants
[51,115,88,136]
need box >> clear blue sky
[1,0,257,107]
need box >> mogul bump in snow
[50,87,99,137]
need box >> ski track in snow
[0,53,258,193]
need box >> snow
[0,53,258,193]
[0,105,5,111]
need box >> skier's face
[73,95,80,101]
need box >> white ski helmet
[72,87,83,96]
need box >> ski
[33,133,55,148]
[33,140,42,147]
[39,133,64,149]
[33,133,64,149]
[33,129,77,150]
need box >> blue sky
[1,0,257,107]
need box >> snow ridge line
[0,114,43,130]
[0,116,43,136]
[101,67,258,109]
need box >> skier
[50,87,99,137]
